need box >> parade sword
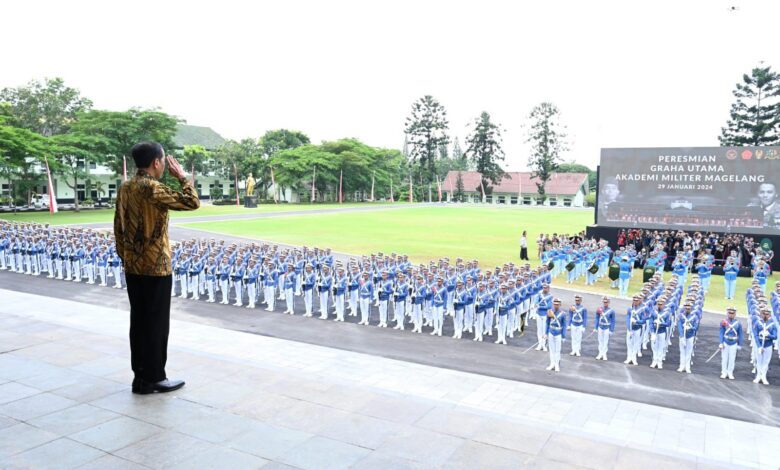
[522,340,540,353]
[704,347,721,363]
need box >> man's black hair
[131,141,164,169]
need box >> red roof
[443,171,588,196]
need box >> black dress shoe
[132,378,185,395]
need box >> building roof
[443,171,588,196]
[174,124,226,150]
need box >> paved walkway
[0,288,775,469]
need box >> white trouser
[394,302,405,329]
[721,343,738,376]
[284,287,294,313]
[484,308,494,334]
[233,281,243,305]
[651,331,666,364]
[55,259,63,278]
[453,309,464,336]
[627,329,642,361]
[474,312,485,340]
[349,290,358,314]
[72,260,80,280]
[756,346,772,380]
[679,336,694,370]
[46,258,54,276]
[180,275,188,297]
[464,305,474,331]
[535,314,547,348]
[85,263,94,283]
[335,293,345,320]
[412,303,423,329]
[378,299,388,325]
[247,284,257,307]
[597,329,610,357]
[570,325,584,354]
[548,334,562,366]
[113,266,122,287]
[265,286,276,310]
[319,291,330,318]
[432,305,444,334]
[98,266,107,285]
[496,314,507,342]
[189,275,199,298]
[207,280,216,302]
[220,279,230,303]
[359,297,370,323]
[304,289,313,314]
[0,250,5,269]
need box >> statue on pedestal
[245,173,256,197]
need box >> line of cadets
[0,222,123,288]
[1,220,777,383]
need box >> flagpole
[339,169,343,204]
[409,173,413,203]
[234,163,239,207]
[311,166,316,203]
[370,171,375,202]
[390,179,394,202]
[270,166,278,204]
[44,158,58,214]
[122,155,128,182]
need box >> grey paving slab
[266,400,352,434]
[413,406,493,439]
[0,414,19,430]
[227,392,303,422]
[170,445,269,470]
[521,456,591,470]
[373,426,466,467]
[15,367,94,392]
[0,392,78,421]
[351,453,429,470]
[471,419,551,455]
[27,403,120,436]
[173,379,255,409]
[0,422,59,458]
[282,436,371,470]
[0,381,42,405]
[173,407,257,444]
[1,437,105,470]
[443,440,531,469]
[540,433,621,469]
[317,412,402,449]
[355,395,435,425]
[616,446,698,469]
[114,430,211,470]
[77,454,150,470]
[226,422,313,461]
[51,374,127,403]
[71,355,128,377]
[70,416,163,453]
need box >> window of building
[497,196,506,204]
[563,198,572,207]
[486,196,493,203]
[1,184,9,196]
[510,196,518,205]
[548,197,557,206]
[89,162,97,170]
[523,196,532,205]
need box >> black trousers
[126,273,172,383]
[520,247,529,261]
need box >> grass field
[0,202,390,225]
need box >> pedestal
[244,196,257,208]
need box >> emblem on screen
[741,149,753,159]
[726,149,737,160]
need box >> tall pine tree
[404,95,450,198]
[719,65,780,146]
[465,112,505,194]
[525,102,569,198]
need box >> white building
[442,171,589,207]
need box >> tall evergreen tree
[719,65,780,146]
[454,171,465,202]
[525,102,569,197]
[404,95,449,195]
[465,112,505,194]
[451,137,468,171]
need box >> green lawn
[0,202,391,225]
[182,205,593,268]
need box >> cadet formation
[1,220,777,384]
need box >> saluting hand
[166,155,186,181]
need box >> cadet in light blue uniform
[495,283,512,345]
[568,294,587,356]
[677,303,699,374]
[696,256,712,294]
[594,296,616,360]
[719,307,742,380]
[535,284,552,351]
[753,309,777,385]
[618,255,632,297]
[431,277,447,336]
[393,273,410,330]
[545,298,567,372]
[411,274,426,332]
[452,280,467,339]
[332,266,347,321]
[649,298,671,369]
[302,264,316,317]
[317,265,333,319]
[357,271,374,325]
[624,295,645,366]
[753,259,769,294]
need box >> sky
[3,0,779,171]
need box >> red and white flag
[479,178,486,202]
[390,179,394,202]
[408,174,413,203]
[44,158,58,214]
[338,169,343,204]
[436,175,442,202]
[122,155,128,182]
